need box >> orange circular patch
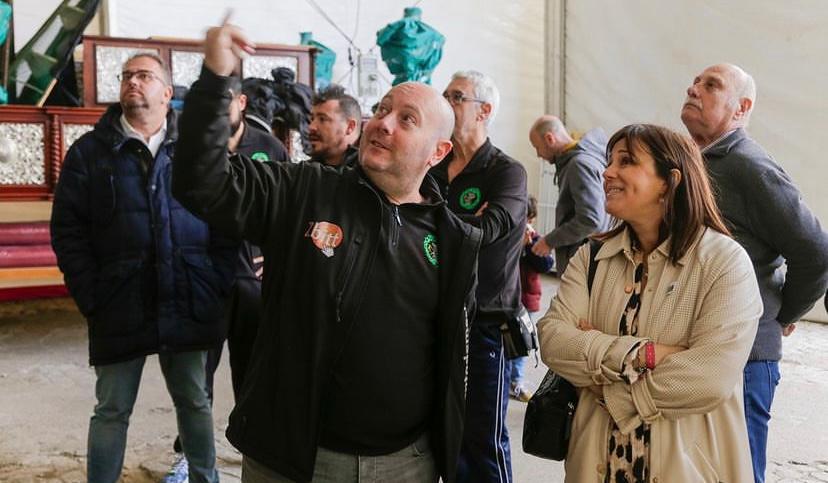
[309,222,344,251]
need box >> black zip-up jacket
[310,144,360,170]
[173,67,482,483]
[233,123,289,282]
[431,139,527,320]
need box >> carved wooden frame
[0,105,104,200]
[81,35,315,108]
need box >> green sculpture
[300,32,336,91]
[376,7,445,85]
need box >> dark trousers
[457,318,512,483]
[176,279,263,454]
[206,278,263,401]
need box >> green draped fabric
[376,7,445,85]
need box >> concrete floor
[0,275,826,482]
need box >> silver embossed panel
[172,51,205,88]
[96,46,160,104]
[0,123,46,185]
[242,56,298,80]
[290,130,309,163]
[64,124,95,155]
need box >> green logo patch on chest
[250,151,270,162]
[459,187,482,210]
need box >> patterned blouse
[605,252,650,483]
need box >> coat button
[624,285,633,293]
[596,463,604,474]
[652,478,658,483]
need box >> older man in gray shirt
[681,63,828,483]
[529,115,608,275]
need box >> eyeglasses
[118,70,165,84]
[442,91,486,106]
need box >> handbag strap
[587,239,603,296]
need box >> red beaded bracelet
[645,341,656,370]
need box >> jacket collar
[701,128,746,158]
[596,226,695,266]
[94,103,178,152]
[310,144,359,168]
[354,166,446,207]
[436,138,496,178]
[244,114,273,134]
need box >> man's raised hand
[204,23,255,77]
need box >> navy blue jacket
[51,104,235,366]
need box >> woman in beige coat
[538,124,761,483]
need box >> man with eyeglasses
[430,70,527,483]
[51,53,235,483]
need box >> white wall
[561,0,828,321]
[12,0,63,50]
[563,0,828,226]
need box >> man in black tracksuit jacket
[172,26,482,483]
[434,71,528,483]
[204,79,290,403]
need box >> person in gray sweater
[529,115,609,275]
[681,62,828,483]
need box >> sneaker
[162,454,189,483]
[510,384,533,403]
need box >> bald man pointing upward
[173,24,483,483]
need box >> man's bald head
[529,114,573,161]
[681,63,757,148]
[532,115,569,139]
[715,63,757,120]
[359,82,454,199]
[392,81,455,141]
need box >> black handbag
[500,305,538,360]
[522,370,578,460]
[522,239,602,461]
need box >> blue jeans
[241,433,437,482]
[457,320,512,483]
[743,360,781,483]
[87,351,218,483]
[508,357,526,388]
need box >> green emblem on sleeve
[459,187,482,210]
[423,233,438,266]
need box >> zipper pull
[393,205,402,226]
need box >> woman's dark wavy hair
[597,123,730,264]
